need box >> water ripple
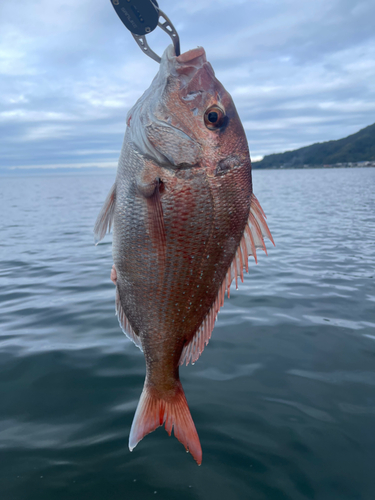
[1,169,375,500]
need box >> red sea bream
[94,45,274,465]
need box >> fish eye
[204,105,225,130]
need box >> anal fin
[116,287,143,351]
[179,193,274,366]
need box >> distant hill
[252,122,375,169]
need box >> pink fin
[138,179,166,267]
[147,183,166,266]
[250,194,275,247]
[94,183,116,244]
[115,288,142,351]
[129,380,202,465]
[179,295,220,366]
[179,194,274,367]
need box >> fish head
[127,45,251,178]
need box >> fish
[94,45,274,465]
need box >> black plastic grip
[110,0,159,36]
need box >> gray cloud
[1,0,374,172]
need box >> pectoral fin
[137,178,166,266]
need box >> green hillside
[252,122,375,168]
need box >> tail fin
[129,380,202,465]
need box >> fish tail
[129,380,202,465]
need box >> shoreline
[252,161,375,170]
[1,164,375,177]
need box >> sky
[1,0,375,173]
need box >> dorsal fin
[179,194,274,366]
[116,288,143,351]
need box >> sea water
[1,167,375,500]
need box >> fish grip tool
[110,0,180,63]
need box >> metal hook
[131,9,180,63]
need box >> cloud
[0,0,374,171]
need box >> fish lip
[161,45,209,85]
[176,47,206,64]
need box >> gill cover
[126,45,208,167]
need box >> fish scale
[94,44,274,464]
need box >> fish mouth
[176,47,206,63]
[160,45,207,78]
[173,46,207,78]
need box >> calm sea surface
[1,167,375,500]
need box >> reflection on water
[1,167,375,500]
[262,397,336,423]
[288,369,375,385]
